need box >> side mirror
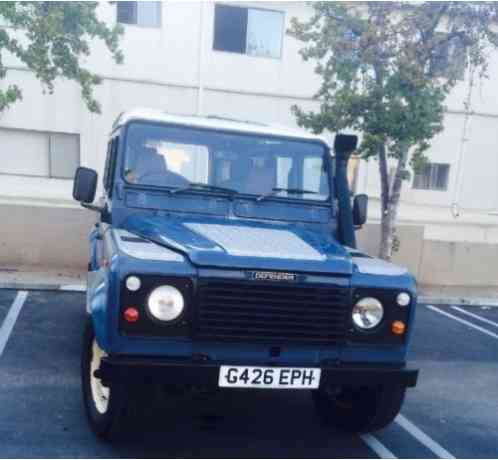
[334,134,358,156]
[73,167,97,204]
[353,194,368,227]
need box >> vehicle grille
[195,279,350,345]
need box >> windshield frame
[120,119,334,206]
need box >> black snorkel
[334,134,358,249]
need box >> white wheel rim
[90,339,110,414]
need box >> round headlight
[125,276,141,292]
[396,292,411,307]
[352,297,384,330]
[147,286,184,322]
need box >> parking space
[0,289,18,326]
[448,305,498,330]
[0,290,497,458]
[381,305,498,458]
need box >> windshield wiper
[256,187,319,202]
[170,182,238,196]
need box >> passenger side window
[303,157,325,193]
[276,154,329,199]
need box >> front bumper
[96,356,418,388]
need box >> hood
[122,215,352,275]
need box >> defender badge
[251,271,297,282]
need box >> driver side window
[103,138,118,197]
[276,157,293,189]
[154,143,209,184]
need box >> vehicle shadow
[105,387,365,459]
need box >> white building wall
[1,1,498,281]
[0,2,325,204]
[360,112,498,210]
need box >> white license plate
[218,365,321,389]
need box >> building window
[213,4,284,59]
[413,163,450,191]
[0,128,80,179]
[117,1,161,28]
[430,34,466,81]
[49,133,80,179]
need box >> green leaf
[288,1,498,162]
[0,1,123,113]
[289,1,498,258]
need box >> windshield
[123,121,330,201]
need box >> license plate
[218,365,321,389]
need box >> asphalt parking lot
[0,289,497,458]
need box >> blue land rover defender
[73,109,418,439]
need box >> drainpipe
[334,135,358,248]
[197,2,206,116]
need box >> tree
[289,2,498,260]
[0,2,123,113]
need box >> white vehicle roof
[113,108,330,145]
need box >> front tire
[81,318,128,441]
[313,384,406,433]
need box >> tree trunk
[378,143,391,259]
[378,144,409,261]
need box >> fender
[86,224,116,351]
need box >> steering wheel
[137,172,170,185]
[138,171,190,188]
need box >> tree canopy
[289,2,498,259]
[0,1,123,113]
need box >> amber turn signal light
[124,307,139,323]
[391,320,406,335]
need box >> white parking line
[360,433,397,459]
[395,414,455,459]
[59,284,86,292]
[0,291,28,357]
[450,306,498,329]
[426,305,498,339]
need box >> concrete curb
[418,296,498,307]
[0,282,86,292]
